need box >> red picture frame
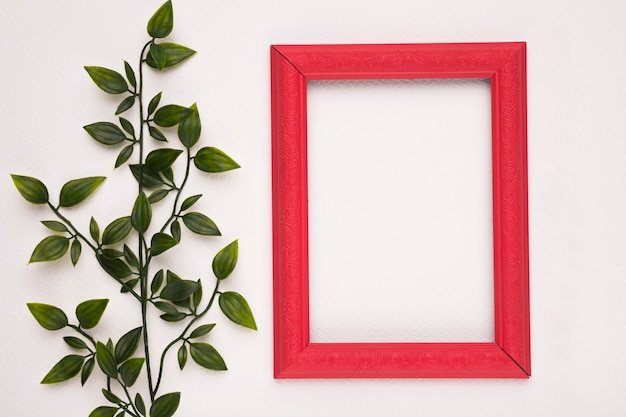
[271,43,529,378]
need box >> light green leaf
[160,280,199,302]
[147,0,173,39]
[212,240,238,280]
[59,176,106,207]
[85,66,128,94]
[89,406,118,417]
[119,358,144,387]
[194,147,240,173]
[84,122,127,145]
[189,323,216,339]
[150,233,178,256]
[219,291,257,330]
[115,327,142,363]
[41,220,68,233]
[146,42,196,70]
[154,105,192,127]
[27,303,68,330]
[182,212,220,236]
[29,235,69,263]
[76,299,109,329]
[189,343,227,371]
[115,96,135,115]
[11,174,48,204]
[178,103,200,148]
[41,355,84,384]
[70,239,81,266]
[102,216,132,245]
[96,342,117,378]
[131,192,151,233]
[149,43,167,71]
[145,148,183,172]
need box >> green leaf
[11,174,48,204]
[146,43,196,70]
[182,212,220,236]
[192,279,202,309]
[90,217,100,242]
[115,327,142,363]
[178,103,200,148]
[146,148,183,172]
[115,96,135,115]
[219,291,257,330]
[85,66,128,94]
[194,147,240,173]
[131,192,151,233]
[119,118,135,137]
[41,354,84,384]
[147,0,173,39]
[135,393,146,416]
[115,145,134,168]
[81,357,95,385]
[177,344,187,370]
[59,176,106,207]
[102,216,132,245]
[148,92,162,116]
[76,299,108,329]
[71,239,82,266]
[89,406,118,417]
[148,189,169,204]
[121,278,139,293]
[150,391,180,417]
[102,248,124,259]
[160,280,199,301]
[149,43,167,71]
[212,240,238,280]
[123,245,139,268]
[96,342,117,378]
[189,343,227,371]
[119,358,144,387]
[124,61,136,89]
[189,323,216,339]
[98,254,132,279]
[170,220,181,241]
[162,167,174,183]
[27,303,68,330]
[30,235,69,263]
[102,388,122,404]
[129,164,164,188]
[84,122,127,145]
[151,270,164,294]
[153,301,179,314]
[180,194,202,211]
[154,105,192,127]
[41,220,68,232]
[160,312,187,322]
[149,126,168,142]
[64,336,88,350]
[150,233,178,256]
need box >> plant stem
[68,324,96,349]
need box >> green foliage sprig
[11,2,255,416]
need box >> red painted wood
[271,43,529,378]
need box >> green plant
[11,2,256,416]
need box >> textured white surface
[1,0,626,416]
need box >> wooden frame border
[271,43,529,378]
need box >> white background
[1,1,626,416]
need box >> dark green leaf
[129,164,164,188]
[151,270,164,294]
[76,299,109,329]
[98,254,132,279]
[81,357,95,385]
[124,61,136,88]
[85,66,128,94]
[194,147,240,172]
[154,105,192,127]
[102,216,132,245]
[10,174,48,204]
[153,301,179,314]
[29,235,69,263]
[177,344,187,370]
[41,220,68,232]
[145,43,196,70]
[119,358,144,387]
[146,148,183,172]
[96,342,117,378]
[115,327,142,363]
[178,103,200,148]
[135,393,146,416]
[119,117,135,137]
[162,167,174,183]
[147,0,173,39]
[150,233,178,256]
[121,278,139,293]
[182,212,220,236]
[90,217,100,242]
[115,145,134,168]
[180,194,202,211]
[148,92,162,116]
[115,96,135,115]
[41,354,84,384]
[166,270,182,283]
[148,189,169,204]
[160,280,199,301]
[106,339,114,351]
[123,245,139,268]
[64,336,88,350]
[27,303,68,330]
[131,192,151,233]
[212,240,238,280]
[219,291,257,330]
[149,391,180,417]
[191,279,202,309]
[149,43,167,71]
[59,176,106,207]
[71,239,82,266]
[149,126,168,142]
[160,312,186,322]
[189,343,227,371]
[102,389,122,404]
[102,248,124,259]
[170,220,181,241]
[89,406,118,417]
[189,323,215,339]
[84,122,127,145]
